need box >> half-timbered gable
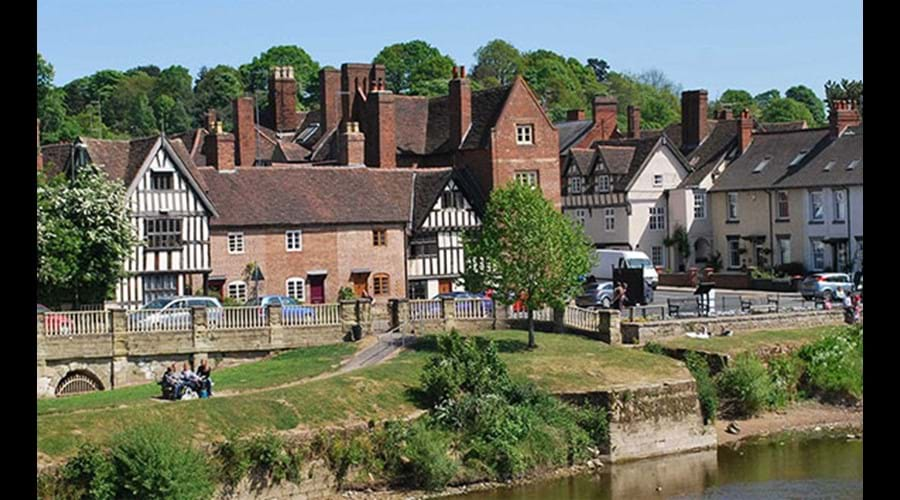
[407,169,484,299]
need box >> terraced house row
[38,64,862,308]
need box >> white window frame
[833,190,847,222]
[651,246,664,267]
[286,277,306,302]
[809,190,824,222]
[227,232,245,254]
[777,236,791,265]
[515,171,538,188]
[573,209,587,226]
[604,208,615,232]
[653,174,663,187]
[693,190,706,219]
[515,124,534,145]
[597,175,611,193]
[227,281,247,302]
[568,176,584,195]
[727,192,739,221]
[810,238,825,270]
[285,230,303,252]
[727,237,741,269]
[777,191,790,219]
[649,206,666,231]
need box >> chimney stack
[718,108,733,120]
[737,109,753,154]
[365,84,396,168]
[449,65,472,148]
[202,121,235,171]
[338,122,366,165]
[341,63,386,125]
[567,109,585,121]
[627,105,641,139]
[319,68,342,134]
[269,66,300,132]
[829,100,861,139]
[37,119,43,172]
[592,96,618,140]
[233,96,257,167]
[681,90,709,149]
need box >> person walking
[612,282,628,312]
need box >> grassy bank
[38,330,688,460]
[655,325,839,356]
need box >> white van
[589,250,659,288]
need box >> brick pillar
[340,300,357,338]
[191,306,210,356]
[365,87,396,168]
[233,96,257,167]
[357,298,373,336]
[36,312,46,365]
[268,303,284,348]
[389,298,409,330]
[110,308,128,389]
[598,310,622,345]
[441,297,456,331]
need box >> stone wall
[621,309,844,345]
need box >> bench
[667,297,700,318]
[740,294,780,314]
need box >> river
[448,434,862,499]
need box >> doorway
[351,273,369,297]
[438,279,453,295]
[309,275,326,304]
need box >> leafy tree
[605,72,679,131]
[105,72,158,136]
[636,68,681,95]
[753,89,781,109]
[785,85,825,126]
[714,89,758,117]
[239,45,320,109]
[193,65,244,130]
[153,65,194,104]
[760,97,814,125]
[824,79,863,115]
[462,182,593,348]
[521,50,591,122]
[472,39,522,87]
[37,53,74,144]
[37,165,136,307]
[410,77,452,97]
[373,40,455,95]
[587,58,610,83]
[126,65,161,78]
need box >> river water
[449,435,862,499]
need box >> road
[647,286,809,313]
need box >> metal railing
[127,309,193,333]
[455,298,493,320]
[625,305,668,322]
[281,303,341,327]
[410,299,443,321]
[43,310,109,336]
[207,306,266,330]
[564,305,600,331]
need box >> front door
[309,276,326,304]
[351,273,369,297]
[439,279,453,294]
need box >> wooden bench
[667,297,699,318]
[740,294,780,314]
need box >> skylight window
[753,156,772,173]
[823,161,835,172]
[846,160,860,171]
[789,150,809,167]
[298,123,320,142]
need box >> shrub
[716,353,773,417]
[381,420,458,491]
[109,424,215,500]
[767,355,805,408]
[245,432,302,484]
[212,437,251,487]
[325,433,379,486]
[420,330,511,407]
[684,352,717,423]
[338,286,356,301]
[643,342,665,355]
[58,443,116,500]
[797,326,863,402]
[573,404,609,450]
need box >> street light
[250,265,265,300]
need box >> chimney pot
[592,96,618,140]
[737,108,753,154]
[460,66,466,79]
[452,66,459,79]
[681,90,709,149]
[829,99,861,139]
[567,109,585,121]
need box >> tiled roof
[565,148,596,176]
[679,120,738,187]
[80,136,158,186]
[556,120,593,154]
[40,143,73,178]
[461,84,514,150]
[198,165,416,227]
[774,128,862,189]
[591,136,664,191]
[394,95,430,154]
[759,121,807,132]
[709,128,832,192]
[412,168,454,228]
[274,141,311,162]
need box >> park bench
[667,297,700,318]
[740,294,780,314]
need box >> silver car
[575,281,615,309]
[799,273,855,301]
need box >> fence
[625,305,667,322]
[126,309,193,333]
[410,299,443,321]
[455,298,493,320]
[282,303,341,327]
[207,306,266,330]
[508,306,554,321]
[564,305,600,331]
[43,310,109,336]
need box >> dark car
[575,281,615,309]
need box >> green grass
[657,326,839,357]
[38,330,687,460]
[37,343,357,417]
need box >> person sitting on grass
[196,359,213,396]
[178,362,202,396]
[162,364,180,399]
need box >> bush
[338,286,356,301]
[573,404,609,450]
[643,342,665,355]
[716,353,773,417]
[58,443,116,500]
[797,326,863,402]
[420,330,511,407]
[767,355,805,408]
[381,419,458,491]
[325,433,379,486]
[684,352,717,423]
[245,432,303,484]
[109,424,215,500]
[212,437,251,487]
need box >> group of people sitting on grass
[160,360,213,400]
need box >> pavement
[650,286,806,313]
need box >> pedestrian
[612,282,628,312]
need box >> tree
[462,182,593,348]
[37,165,136,307]
[193,65,245,130]
[126,65,161,78]
[472,39,522,87]
[824,79,863,115]
[664,225,691,271]
[753,89,781,109]
[239,45,320,109]
[373,40,455,95]
[636,69,681,95]
[605,72,679,131]
[785,85,825,126]
[37,53,69,144]
[760,97,814,125]
[587,58,610,83]
[714,89,758,117]
[104,72,158,136]
[521,50,593,122]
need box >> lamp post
[250,265,265,300]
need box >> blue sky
[38,0,862,100]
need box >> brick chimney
[829,100,861,139]
[203,122,236,171]
[233,96,256,167]
[338,121,365,165]
[205,108,217,132]
[737,109,753,154]
[718,108,734,120]
[449,66,472,149]
[365,80,396,168]
[319,68,342,133]
[37,118,43,172]
[269,66,300,132]
[567,109,585,121]
[341,63,386,124]
[627,105,641,139]
[592,96,618,140]
[681,90,709,149]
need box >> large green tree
[824,79,863,116]
[713,89,758,117]
[462,182,593,348]
[753,89,781,110]
[605,72,680,131]
[37,53,70,143]
[472,39,523,87]
[37,165,136,307]
[785,85,825,126]
[239,45,320,109]
[521,50,601,122]
[373,40,455,95]
[193,65,245,130]
[760,97,815,124]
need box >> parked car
[37,304,74,333]
[431,291,494,315]
[575,281,615,309]
[855,273,863,297]
[246,295,316,321]
[799,273,855,301]
[136,296,223,329]
[590,249,660,289]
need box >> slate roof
[565,148,596,176]
[759,121,807,133]
[709,128,833,192]
[591,136,663,190]
[197,165,416,228]
[773,127,862,189]
[678,120,738,187]
[40,143,73,178]
[556,120,593,154]
[411,168,454,228]
[80,136,159,186]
